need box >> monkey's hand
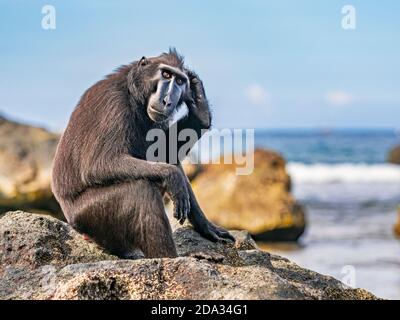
[164,166,191,225]
[187,70,206,101]
[185,70,211,129]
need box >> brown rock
[394,207,400,238]
[0,116,62,218]
[388,145,400,164]
[181,157,203,181]
[0,211,378,300]
[191,148,305,241]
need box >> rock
[0,211,378,300]
[388,145,400,164]
[0,116,62,218]
[191,148,306,241]
[394,207,400,238]
[0,211,115,272]
[181,157,203,181]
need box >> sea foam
[287,163,400,184]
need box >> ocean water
[255,129,400,300]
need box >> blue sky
[0,0,399,131]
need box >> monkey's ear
[138,56,149,67]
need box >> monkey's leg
[129,180,178,258]
[68,181,177,259]
[82,154,190,227]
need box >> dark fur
[52,49,234,258]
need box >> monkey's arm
[176,163,235,242]
[175,70,212,159]
[178,70,211,135]
[175,72,233,241]
[84,154,190,222]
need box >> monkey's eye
[176,78,184,86]
[162,70,172,79]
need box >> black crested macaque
[51,49,234,258]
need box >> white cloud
[245,84,270,106]
[325,90,355,107]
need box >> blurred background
[0,0,399,299]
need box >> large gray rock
[0,116,62,218]
[0,211,378,300]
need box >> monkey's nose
[163,97,172,108]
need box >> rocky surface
[388,145,400,165]
[0,211,377,300]
[191,149,306,241]
[0,116,62,218]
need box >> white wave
[287,163,400,184]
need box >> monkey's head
[128,49,192,124]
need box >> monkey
[51,49,234,259]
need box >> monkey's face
[147,64,190,123]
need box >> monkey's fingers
[186,69,198,81]
[201,228,221,242]
[178,200,185,224]
[201,224,235,243]
[173,197,189,224]
[178,207,186,225]
[215,228,235,242]
[173,201,181,221]
[178,197,190,225]
[179,215,186,225]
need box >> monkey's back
[51,73,134,220]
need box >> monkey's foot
[194,221,236,243]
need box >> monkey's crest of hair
[161,47,185,68]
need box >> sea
[254,129,400,300]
